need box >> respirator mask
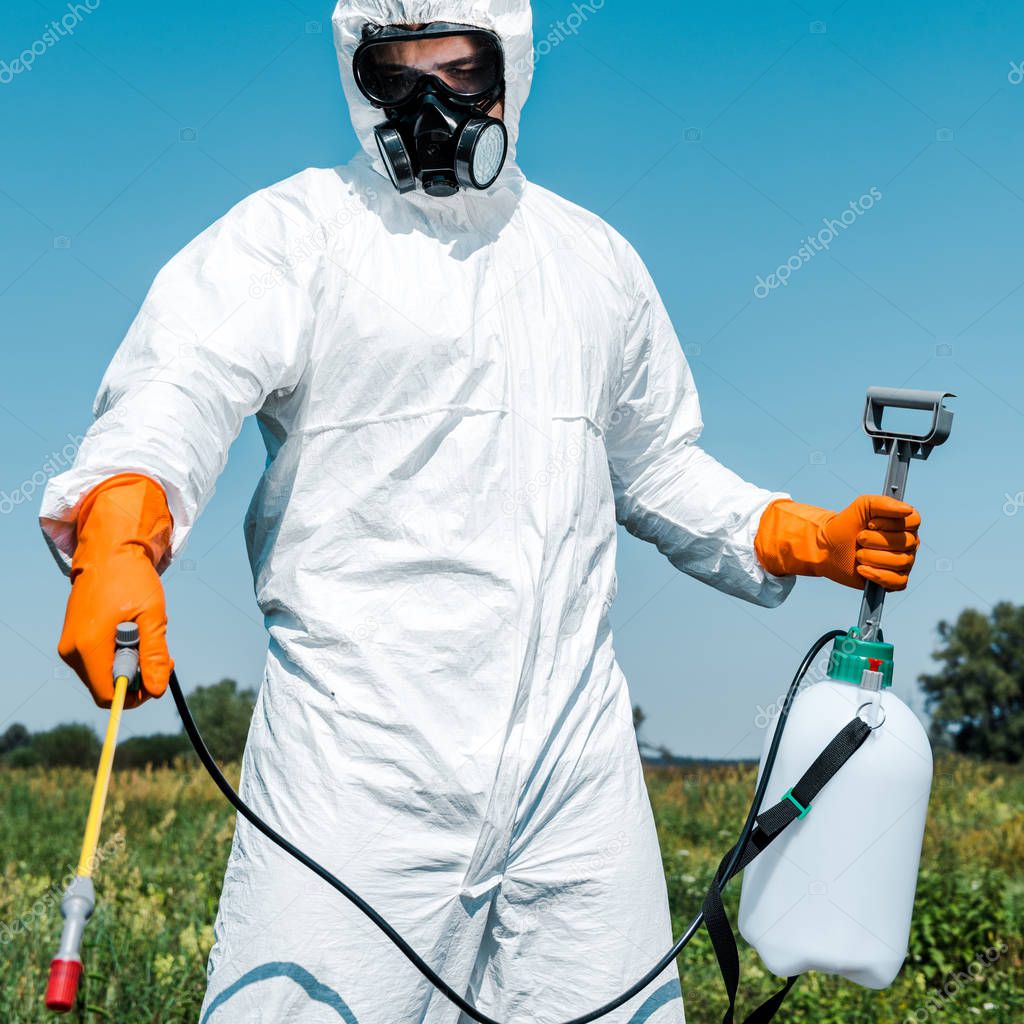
[353,22,508,198]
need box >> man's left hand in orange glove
[755,494,921,591]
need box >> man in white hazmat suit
[41,1,923,1021]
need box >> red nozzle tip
[45,958,82,1013]
[868,658,883,672]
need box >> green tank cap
[827,627,894,687]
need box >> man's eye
[376,68,419,94]
[446,64,488,86]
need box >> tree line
[2,602,1022,769]
[0,679,256,769]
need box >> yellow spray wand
[45,622,139,1014]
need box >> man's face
[371,27,504,119]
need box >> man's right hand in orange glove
[755,494,922,592]
[58,474,173,709]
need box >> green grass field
[2,755,1020,1023]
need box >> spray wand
[44,622,139,1014]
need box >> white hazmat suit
[41,1,794,1020]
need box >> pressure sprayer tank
[738,629,932,988]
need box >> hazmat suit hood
[331,0,533,214]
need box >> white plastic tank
[738,631,932,989]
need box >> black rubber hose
[168,627,845,1024]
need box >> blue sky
[1,0,1021,757]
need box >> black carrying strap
[702,716,873,1023]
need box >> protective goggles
[353,22,504,110]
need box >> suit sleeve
[40,185,316,573]
[604,249,795,607]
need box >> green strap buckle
[783,787,811,819]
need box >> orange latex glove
[755,495,921,592]
[58,474,173,709]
